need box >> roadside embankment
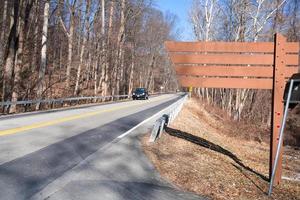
[142,98,300,200]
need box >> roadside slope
[142,98,300,200]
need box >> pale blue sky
[154,0,194,41]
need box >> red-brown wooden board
[165,41,275,53]
[178,76,273,89]
[170,54,298,66]
[175,66,298,78]
[165,41,299,53]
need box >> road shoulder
[30,129,207,200]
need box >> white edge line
[117,94,186,139]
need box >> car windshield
[135,88,145,93]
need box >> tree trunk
[31,0,39,72]
[93,59,98,96]
[11,0,33,113]
[115,0,126,95]
[66,20,74,88]
[2,0,14,102]
[36,0,50,110]
[3,0,19,111]
[59,2,77,89]
[74,0,90,96]
[85,51,92,89]
[146,56,155,89]
[128,50,135,95]
[0,0,8,70]
[101,0,114,96]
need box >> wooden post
[270,33,286,185]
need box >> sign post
[270,34,286,185]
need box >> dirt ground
[142,98,300,200]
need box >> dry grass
[142,98,300,200]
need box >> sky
[154,0,194,41]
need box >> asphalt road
[0,94,206,200]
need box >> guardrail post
[149,119,161,142]
[158,117,166,138]
[24,104,27,112]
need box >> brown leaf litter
[142,98,300,200]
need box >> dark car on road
[132,88,149,100]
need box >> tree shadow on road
[164,126,269,182]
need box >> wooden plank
[175,66,299,78]
[178,76,273,89]
[286,67,299,77]
[170,54,273,65]
[175,66,272,77]
[165,41,274,53]
[170,54,298,66]
[286,54,299,65]
[166,41,299,53]
[286,42,299,53]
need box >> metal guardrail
[0,95,130,107]
[0,92,172,114]
[0,95,131,114]
[0,91,172,107]
[149,93,188,142]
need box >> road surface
[0,94,206,200]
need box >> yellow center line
[0,96,169,137]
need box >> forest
[0,0,178,113]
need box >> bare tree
[59,0,77,88]
[74,0,91,95]
[0,0,8,70]
[36,0,50,109]
[189,0,218,41]
[3,0,20,108]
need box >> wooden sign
[165,34,299,185]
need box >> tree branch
[59,17,70,37]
